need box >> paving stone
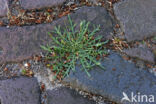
[0,77,40,104]
[123,47,155,63]
[152,46,156,58]
[88,0,99,5]
[0,24,54,64]
[68,6,115,40]
[19,0,66,10]
[0,6,114,64]
[63,52,156,104]
[46,87,96,104]
[114,0,156,42]
[0,0,8,17]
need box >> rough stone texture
[47,87,96,104]
[114,0,156,42]
[0,77,40,104]
[69,6,115,40]
[0,0,8,17]
[124,47,155,63]
[0,6,114,64]
[152,46,156,58]
[88,0,99,5]
[19,0,66,10]
[0,24,54,64]
[63,52,156,104]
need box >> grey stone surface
[0,6,114,64]
[69,6,115,40]
[19,0,66,10]
[47,87,96,104]
[152,45,156,58]
[114,0,156,42]
[0,77,40,104]
[88,0,99,5]
[0,24,54,64]
[123,47,155,63]
[0,0,8,17]
[63,52,156,104]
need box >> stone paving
[0,6,115,64]
[63,52,156,104]
[19,0,66,10]
[114,0,156,42]
[0,77,40,104]
[46,87,97,104]
[0,0,156,104]
[123,46,155,63]
[0,0,8,17]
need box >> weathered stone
[0,24,54,64]
[0,77,40,104]
[0,6,114,64]
[0,46,3,55]
[114,0,156,42]
[19,0,66,10]
[0,0,8,17]
[63,52,156,104]
[153,46,156,58]
[123,47,155,63]
[47,87,96,104]
[88,0,99,5]
[68,6,115,40]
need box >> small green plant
[41,15,108,79]
[21,69,27,75]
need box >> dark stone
[123,47,155,63]
[0,77,41,104]
[0,0,8,17]
[47,87,96,104]
[70,6,115,40]
[114,0,156,42]
[63,52,156,104]
[0,47,3,55]
[0,6,114,64]
[19,0,66,10]
[0,24,54,64]
[88,0,99,5]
